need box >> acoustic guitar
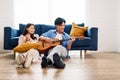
[37,36,84,53]
[37,38,71,53]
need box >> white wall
[117,0,120,52]
[86,0,119,52]
[0,0,12,53]
[0,0,120,53]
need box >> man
[40,17,75,69]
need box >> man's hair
[54,17,66,25]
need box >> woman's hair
[23,23,37,40]
[54,17,66,25]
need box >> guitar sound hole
[42,41,44,47]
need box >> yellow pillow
[70,22,88,37]
[13,42,39,53]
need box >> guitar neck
[59,36,84,41]
[53,36,84,43]
[53,38,71,43]
[60,38,71,42]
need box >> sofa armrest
[87,27,98,38]
[4,27,20,50]
[87,27,98,50]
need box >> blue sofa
[4,23,98,55]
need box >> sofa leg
[80,50,82,57]
[13,51,16,59]
[84,50,87,55]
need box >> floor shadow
[53,69,64,78]
[0,53,14,60]
[16,67,32,75]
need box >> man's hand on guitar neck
[67,37,75,50]
[69,36,85,43]
[70,37,76,43]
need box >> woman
[15,23,40,68]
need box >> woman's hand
[26,34,31,41]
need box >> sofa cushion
[41,24,55,33]
[64,23,85,35]
[72,37,91,47]
[64,24,72,34]
[10,37,19,47]
[70,22,88,37]
[19,24,42,36]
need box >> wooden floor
[0,51,120,80]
